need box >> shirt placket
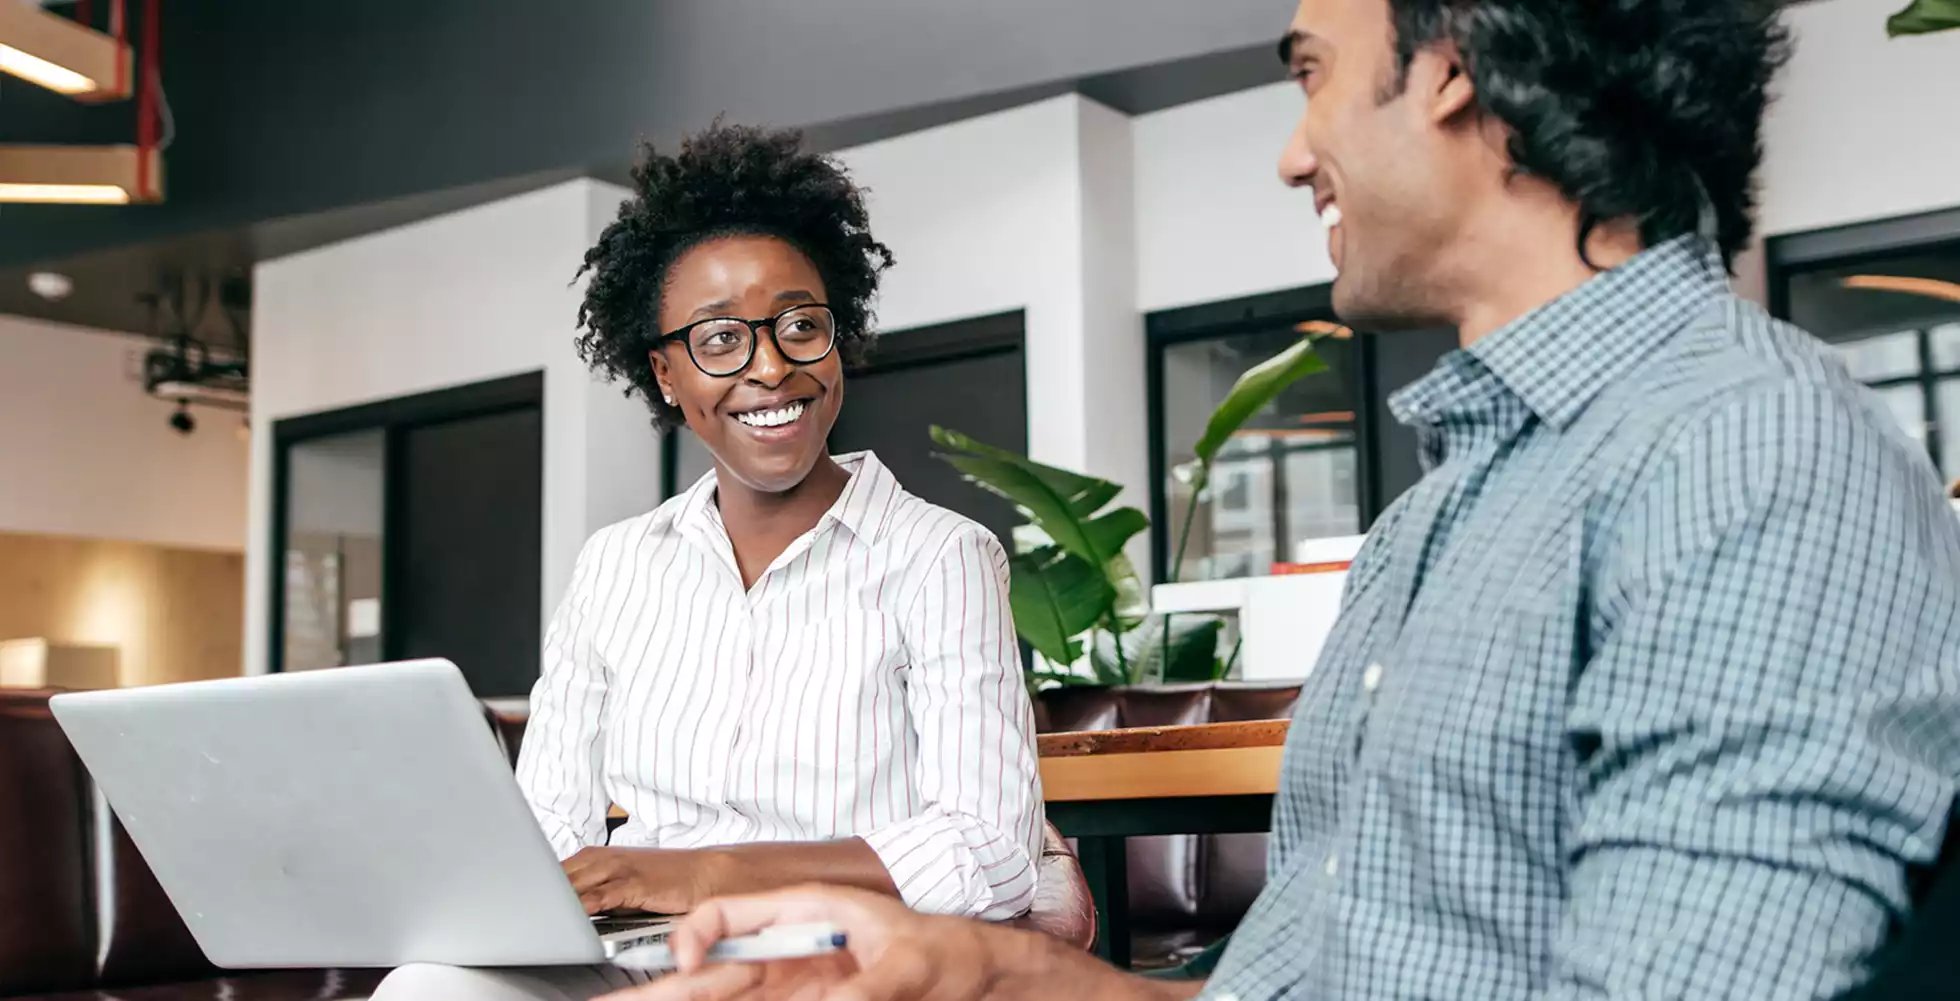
[714,518,835,829]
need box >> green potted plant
[930,324,1338,690]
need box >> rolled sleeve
[1542,386,1960,999]
[868,526,1045,918]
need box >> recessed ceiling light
[27,270,72,301]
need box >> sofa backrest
[0,689,102,996]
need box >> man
[613,0,1960,998]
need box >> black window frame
[1145,283,1390,584]
[267,370,545,674]
[1767,204,1960,476]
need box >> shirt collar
[676,450,901,545]
[1391,236,1726,432]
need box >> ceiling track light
[0,0,165,206]
[0,144,162,204]
[0,1,131,101]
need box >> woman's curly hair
[1388,0,1792,271]
[575,123,894,430]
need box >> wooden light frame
[0,144,162,204]
[0,1,131,102]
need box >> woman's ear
[649,349,677,407]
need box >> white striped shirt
[515,451,1044,919]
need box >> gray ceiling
[0,1,1296,339]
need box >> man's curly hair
[1386,0,1791,271]
[575,123,894,430]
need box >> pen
[611,923,849,972]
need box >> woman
[376,124,1043,998]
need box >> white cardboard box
[1151,535,1366,682]
[0,638,120,689]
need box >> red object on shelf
[1270,560,1352,575]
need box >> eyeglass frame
[652,303,840,377]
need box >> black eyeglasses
[655,304,838,377]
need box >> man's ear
[1408,40,1475,125]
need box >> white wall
[0,316,248,551]
[1760,0,1960,237]
[245,178,658,675]
[1134,82,1334,313]
[836,96,1151,564]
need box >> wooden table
[1037,720,1286,968]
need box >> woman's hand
[562,846,730,915]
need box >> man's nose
[1278,113,1318,189]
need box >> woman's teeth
[735,401,808,428]
[1321,203,1343,229]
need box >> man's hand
[598,884,1194,1001]
[564,846,727,915]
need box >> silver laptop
[50,659,669,968]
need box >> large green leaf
[1007,546,1114,667]
[932,427,1146,567]
[1191,337,1328,472]
[1077,508,1150,566]
[1091,615,1226,686]
[1889,0,1960,35]
[930,427,1120,517]
[942,453,1145,565]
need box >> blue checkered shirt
[1205,238,1960,1000]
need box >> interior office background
[0,0,1955,694]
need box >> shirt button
[1323,852,1339,877]
[1362,662,1385,693]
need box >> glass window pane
[1938,378,1960,481]
[1834,330,1921,382]
[1282,439,1361,552]
[281,430,385,671]
[1873,384,1927,451]
[1160,325,1360,581]
[1931,324,1960,373]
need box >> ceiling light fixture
[0,1,130,101]
[1840,274,1960,304]
[0,144,161,204]
[0,0,165,206]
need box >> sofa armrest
[1005,821,1096,952]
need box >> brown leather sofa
[1034,681,1303,970]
